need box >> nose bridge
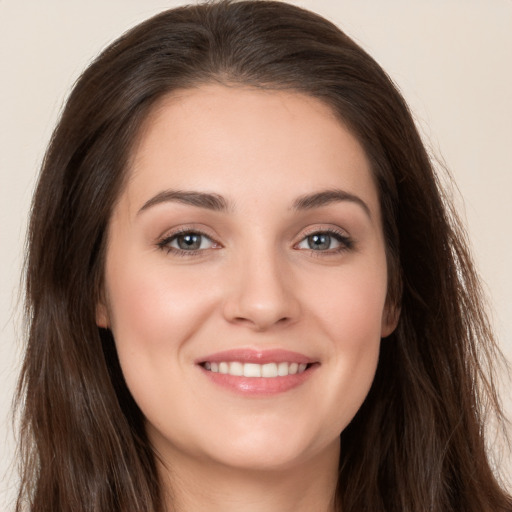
[223,240,300,330]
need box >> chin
[193,416,341,473]
[204,441,325,473]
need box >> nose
[222,251,301,331]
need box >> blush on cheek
[107,264,222,360]
[319,280,387,341]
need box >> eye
[158,230,217,253]
[295,230,353,252]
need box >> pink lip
[196,348,318,396]
[196,348,314,365]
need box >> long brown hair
[16,1,511,511]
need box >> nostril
[234,315,293,331]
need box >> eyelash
[156,227,354,256]
[295,228,354,255]
[156,227,218,256]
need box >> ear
[96,298,109,328]
[381,303,400,338]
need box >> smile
[202,361,309,378]
[197,349,318,395]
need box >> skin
[97,84,397,512]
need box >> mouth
[196,349,318,395]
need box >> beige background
[1,0,511,508]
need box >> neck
[157,443,340,512]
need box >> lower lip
[199,365,317,396]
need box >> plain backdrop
[1,0,511,509]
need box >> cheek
[105,257,215,346]
[103,257,222,431]
[304,262,386,427]
[102,253,221,404]
[331,269,386,376]
[312,258,388,342]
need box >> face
[98,84,397,474]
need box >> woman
[16,1,511,511]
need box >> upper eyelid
[296,225,350,239]
[157,225,219,242]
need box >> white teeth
[243,363,261,377]
[230,361,243,376]
[277,362,289,376]
[261,363,278,377]
[204,361,308,378]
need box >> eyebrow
[138,190,230,214]
[292,189,371,218]
[137,187,371,218]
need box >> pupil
[178,234,201,250]
[308,233,330,250]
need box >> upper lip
[196,348,315,365]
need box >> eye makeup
[156,227,221,256]
[155,224,355,259]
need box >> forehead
[121,84,379,217]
